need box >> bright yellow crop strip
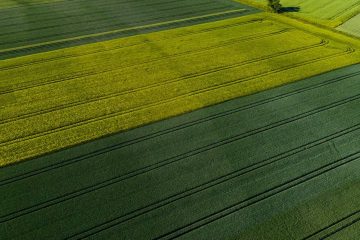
[1,13,360,166]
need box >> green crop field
[0,0,257,58]
[338,13,360,37]
[1,13,360,166]
[0,0,62,9]
[238,0,360,27]
[1,63,360,239]
[1,0,360,239]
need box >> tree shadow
[280,6,300,13]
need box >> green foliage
[267,0,282,13]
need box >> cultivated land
[1,13,360,166]
[1,0,360,239]
[0,0,62,9]
[1,63,360,239]
[238,0,360,27]
[0,0,258,58]
[338,14,360,37]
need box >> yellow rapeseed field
[1,13,360,166]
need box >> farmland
[338,14,360,37]
[1,13,360,166]
[1,63,360,239]
[0,0,62,9]
[238,0,360,27]
[0,0,257,58]
[1,0,360,239]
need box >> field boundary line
[0,27,292,94]
[321,217,360,239]
[1,69,359,185]
[329,2,360,20]
[0,0,76,11]
[2,120,360,223]
[0,39,325,124]
[0,5,237,46]
[0,1,227,37]
[0,0,188,24]
[0,9,247,55]
[0,48,353,147]
[71,152,360,239]
[0,19,265,71]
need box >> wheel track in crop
[1,117,360,224]
[0,0,76,11]
[1,69,359,186]
[0,10,253,59]
[0,19,266,71]
[0,9,254,59]
[0,5,240,50]
[68,151,360,239]
[303,210,360,239]
[329,2,360,20]
[0,0,225,13]
[0,1,227,37]
[0,27,292,94]
[0,39,327,124]
[0,47,354,148]
[0,0,195,24]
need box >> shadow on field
[280,6,300,13]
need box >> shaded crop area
[0,0,257,57]
[1,63,360,239]
[1,13,360,166]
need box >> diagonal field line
[0,9,247,55]
[0,0,192,25]
[1,116,359,224]
[152,153,360,240]
[0,1,229,37]
[0,19,265,71]
[0,37,324,124]
[0,46,353,147]
[1,69,359,186]
[321,217,360,239]
[0,27,292,94]
[303,210,360,240]
[68,151,360,239]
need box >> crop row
[1,64,360,238]
[1,14,359,165]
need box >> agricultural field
[1,0,360,239]
[337,13,360,37]
[0,0,62,9]
[238,0,360,27]
[1,13,360,166]
[0,0,257,58]
[1,63,360,239]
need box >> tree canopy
[267,0,282,13]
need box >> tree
[267,0,282,13]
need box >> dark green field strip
[303,210,360,239]
[323,219,360,240]
[0,0,259,59]
[0,18,265,73]
[1,64,360,239]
